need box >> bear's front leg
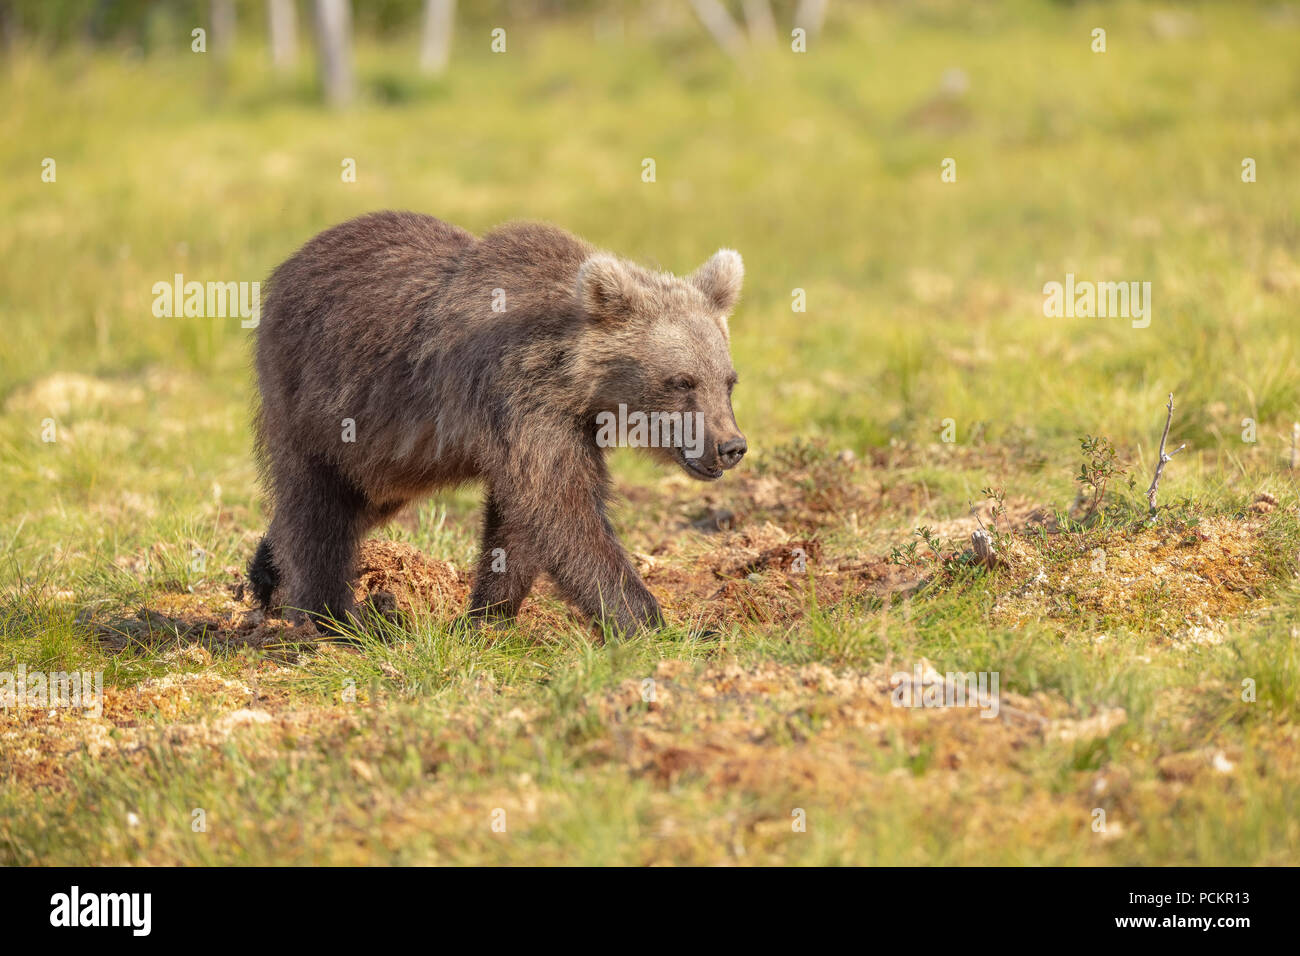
[554,529,661,636]
[505,463,662,636]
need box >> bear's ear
[691,248,744,314]
[577,254,644,323]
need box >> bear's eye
[670,377,696,391]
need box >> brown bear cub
[249,211,746,635]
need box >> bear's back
[261,211,474,344]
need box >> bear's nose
[718,437,747,469]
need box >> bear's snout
[717,436,747,469]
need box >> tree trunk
[794,0,828,39]
[743,0,777,47]
[268,0,297,70]
[689,0,745,58]
[0,0,19,54]
[211,0,236,60]
[313,0,354,107]
[419,0,455,75]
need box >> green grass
[2,0,1300,865]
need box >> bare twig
[1146,392,1186,515]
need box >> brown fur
[250,211,746,634]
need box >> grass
[2,0,1299,865]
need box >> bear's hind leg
[269,459,367,631]
[247,535,280,609]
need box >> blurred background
[1,0,1297,564]
[6,2,1300,870]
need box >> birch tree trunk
[419,0,455,75]
[313,0,354,107]
[268,0,297,70]
[794,0,828,39]
[0,0,19,54]
[211,0,236,60]
[743,0,777,47]
[689,0,745,58]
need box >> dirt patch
[0,668,264,790]
[86,522,931,647]
[991,515,1280,633]
[353,539,467,616]
[584,659,1125,801]
[636,444,930,538]
[88,604,322,655]
[96,507,1282,646]
[639,521,926,630]
[74,457,1294,652]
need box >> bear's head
[578,248,746,480]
